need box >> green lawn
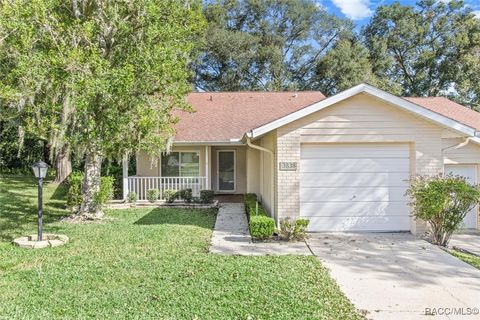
[0,175,361,319]
[449,249,480,270]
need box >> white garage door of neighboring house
[300,144,411,232]
[444,165,478,229]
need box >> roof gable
[247,84,478,139]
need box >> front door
[217,150,235,192]
[445,165,478,229]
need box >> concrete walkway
[308,233,480,320]
[450,232,480,256]
[209,203,311,256]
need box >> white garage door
[300,144,410,232]
[444,165,478,229]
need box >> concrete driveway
[307,233,480,320]
[450,232,480,256]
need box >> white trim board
[247,83,477,139]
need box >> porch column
[205,145,210,190]
[122,154,128,200]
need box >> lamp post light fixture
[31,161,49,241]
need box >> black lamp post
[31,161,48,241]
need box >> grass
[449,249,480,270]
[0,175,361,319]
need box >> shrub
[67,172,84,211]
[192,196,201,204]
[407,174,480,246]
[249,215,275,239]
[200,190,215,203]
[127,192,137,203]
[279,218,310,241]
[244,193,274,239]
[163,189,177,203]
[179,188,193,203]
[68,173,114,211]
[94,176,115,209]
[146,189,159,203]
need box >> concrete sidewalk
[209,203,311,256]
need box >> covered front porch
[122,144,248,200]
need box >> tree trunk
[77,151,103,219]
[53,146,72,184]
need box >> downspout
[441,137,471,173]
[245,136,277,226]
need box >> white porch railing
[125,176,207,200]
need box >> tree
[364,0,480,105]
[310,38,401,96]
[0,0,205,218]
[195,0,353,91]
[407,174,480,246]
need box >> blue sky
[319,0,480,27]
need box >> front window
[161,152,199,177]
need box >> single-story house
[123,83,480,233]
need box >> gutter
[442,137,471,173]
[245,136,278,226]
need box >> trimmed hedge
[249,216,275,239]
[244,193,274,239]
[200,190,214,204]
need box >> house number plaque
[279,162,297,171]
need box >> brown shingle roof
[174,91,325,142]
[173,92,480,142]
[404,97,480,131]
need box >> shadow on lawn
[0,175,69,241]
[134,207,216,229]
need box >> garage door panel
[300,186,408,202]
[307,216,411,232]
[301,144,409,159]
[300,143,410,232]
[300,201,408,217]
[301,158,410,173]
[300,172,409,187]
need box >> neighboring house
[124,83,480,233]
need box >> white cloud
[473,10,480,18]
[331,0,373,20]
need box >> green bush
[67,172,84,211]
[407,174,480,246]
[163,189,177,203]
[127,192,137,203]
[94,176,115,209]
[179,188,193,203]
[146,189,159,203]
[279,218,310,241]
[244,193,274,238]
[192,196,201,204]
[68,173,114,211]
[200,190,215,203]
[249,215,275,239]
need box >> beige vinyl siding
[276,93,445,233]
[443,138,480,164]
[256,132,276,219]
[210,146,247,194]
[136,152,159,176]
[246,147,260,195]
